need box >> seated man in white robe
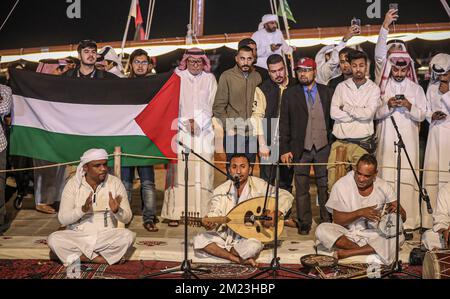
[315,154,406,265]
[47,149,135,266]
[422,182,450,250]
[193,153,293,266]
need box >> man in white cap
[315,24,360,85]
[47,149,135,266]
[375,51,426,235]
[251,14,293,70]
[162,48,217,227]
[422,53,450,229]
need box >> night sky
[0,0,448,50]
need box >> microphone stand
[381,115,425,279]
[249,160,314,279]
[143,141,212,279]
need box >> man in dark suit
[280,57,334,235]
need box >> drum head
[300,254,338,268]
[378,213,403,238]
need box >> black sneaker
[298,224,311,235]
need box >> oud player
[192,153,293,266]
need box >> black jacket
[279,83,334,161]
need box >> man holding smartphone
[422,53,450,229]
[375,51,427,236]
[374,7,410,85]
[251,14,294,70]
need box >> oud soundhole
[256,206,261,213]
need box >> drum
[378,213,403,238]
[423,250,450,279]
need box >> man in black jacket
[280,57,334,235]
[252,54,294,192]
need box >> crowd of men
[1,9,450,267]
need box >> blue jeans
[121,166,156,224]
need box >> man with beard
[238,38,269,82]
[280,57,334,235]
[375,51,426,235]
[327,48,355,91]
[252,54,294,191]
[213,46,262,165]
[251,14,294,70]
[315,154,406,265]
[422,53,450,229]
[327,50,381,193]
[121,49,159,232]
[63,40,119,78]
[47,149,135,266]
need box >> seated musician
[422,182,450,250]
[315,154,406,265]
[193,153,294,266]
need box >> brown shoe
[168,220,179,227]
[143,220,159,232]
[36,204,56,214]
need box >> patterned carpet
[0,259,423,279]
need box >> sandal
[284,218,299,228]
[168,220,179,227]
[143,220,159,232]
[36,204,56,214]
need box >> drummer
[192,153,294,266]
[315,154,407,265]
[422,182,450,250]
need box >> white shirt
[58,174,132,231]
[316,41,347,85]
[326,171,396,235]
[176,69,217,133]
[251,28,292,69]
[331,78,381,139]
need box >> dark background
[0,0,448,50]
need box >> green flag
[277,0,296,23]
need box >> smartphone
[389,3,398,11]
[395,94,405,100]
[275,43,282,47]
[351,18,361,27]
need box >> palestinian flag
[9,68,180,166]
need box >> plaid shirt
[0,84,12,152]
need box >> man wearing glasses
[120,49,159,232]
[161,48,217,227]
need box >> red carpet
[0,259,422,279]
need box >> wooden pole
[192,0,205,37]
[114,146,122,179]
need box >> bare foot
[239,257,258,267]
[336,249,352,260]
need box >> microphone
[232,174,240,189]
[422,188,433,214]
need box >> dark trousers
[294,145,331,227]
[260,163,294,193]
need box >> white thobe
[251,29,292,69]
[161,69,217,220]
[422,182,450,250]
[193,176,293,260]
[375,78,427,229]
[422,83,450,228]
[315,41,347,85]
[331,78,381,139]
[47,175,135,266]
[315,171,404,265]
